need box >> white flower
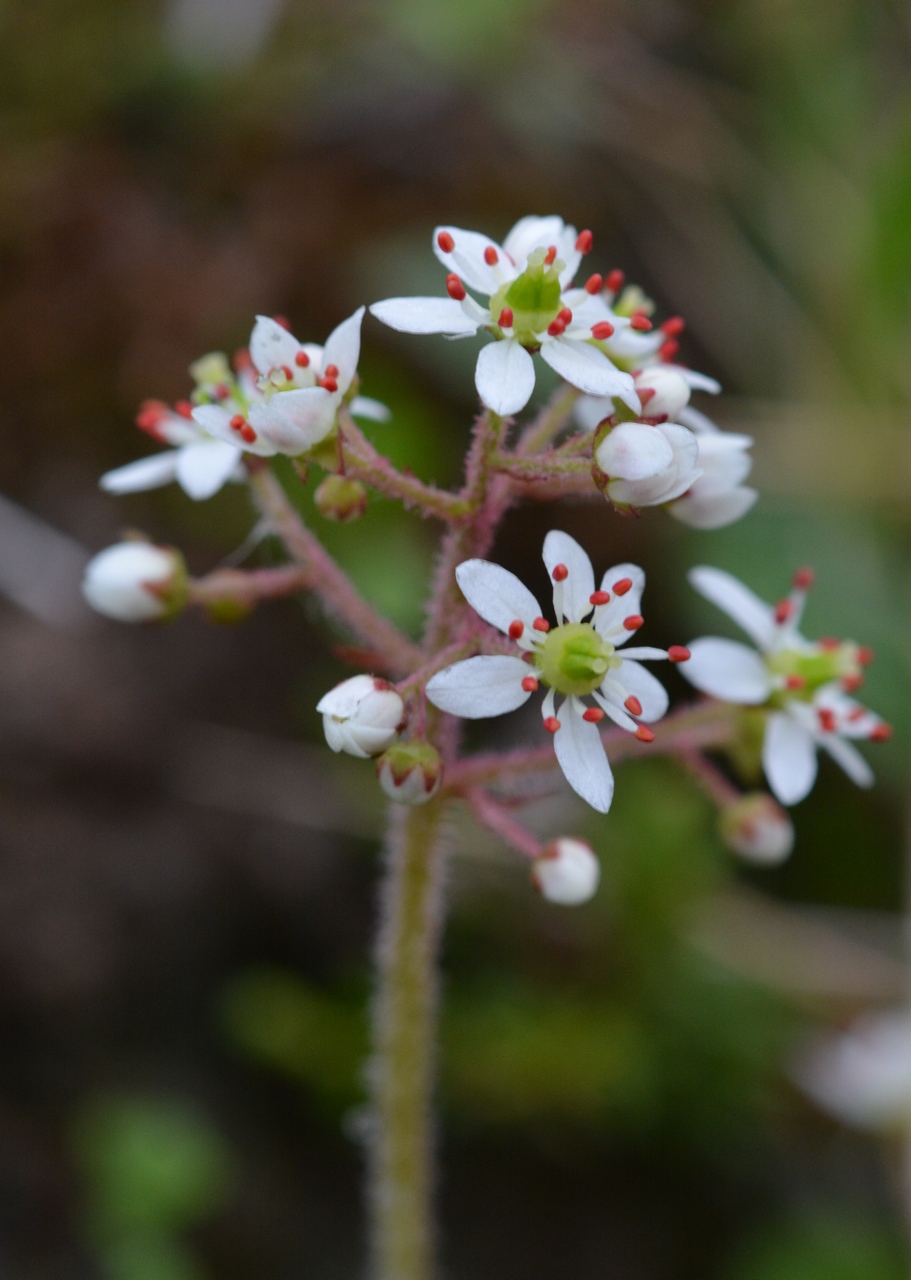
[680,566,890,806]
[532,838,600,905]
[717,793,794,865]
[82,541,187,622]
[425,531,689,813]
[666,406,757,530]
[595,421,703,510]
[794,1011,911,1132]
[317,675,404,759]
[369,218,639,417]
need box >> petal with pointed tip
[100,451,180,494]
[688,566,776,651]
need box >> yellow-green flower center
[536,622,620,697]
[766,643,857,705]
[490,248,563,345]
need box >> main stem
[369,800,448,1280]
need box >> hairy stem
[369,800,449,1280]
[339,413,470,522]
[673,747,741,808]
[188,564,310,609]
[467,788,543,860]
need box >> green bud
[377,740,443,805]
[314,476,368,522]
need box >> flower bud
[634,367,691,420]
[317,675,404,759]
[82,541,188,623]
[594,421,674,481]
[377,741,442,805]
[718,793,794,865]
[531,838,600,905]
[314,475,368,522]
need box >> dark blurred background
[0,0,909,1276]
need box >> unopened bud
[314,475,368,522]
[82,541,188,623]
[718,793,794,865]
[634,367,691,420]
[594,421,674,482]
[376,740,442,805]
[317,675,404,759]
[531,838,600,905]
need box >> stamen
[533,617,550,632]
[624,695,642,716]
[558,307,573,324]
[484,246,498,265]
[521,676,539,692]
[623,615,644,630]
[551,563,569,582]
[543,716,561,734]
[870,723,893,742]
[590,590,610,606]
[230,414,246,432]
[240,424,257,444]
[437,231,455,252]
[785,675,806,690]
[658,339,679,361]
[842,674,864,692]
[635,725,655,743]
[508,620,524,639]
[175,400,194,419]
[793,566,814,589]
[630,313,652,331]
[544,246,557,265]
[324,364,339,378]
[281,365,295,381]
[667,646,690,663]
[576,230,593,253]
[819,637,840,651]
[547,318,566,336]
[582,707,604,723]
[498,307,514,328]
[858,646,875,665]
[591,321,614,339]
[294,351,310,367]
[606,269,624,293]
[319,377,339,392]
[848,707,866,721]
[817,709,836,732]
[661,316,685,336]
[613,578,633,595]
[584,273,603,294]
[774,599,793,624]
[446,274,466,301]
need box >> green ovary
[536,623,619,697]
[490,248,563,343]
[766,644,855,703]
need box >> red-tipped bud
[667,645,690,663]
[446,274,466,301]
[606,269,624,293]
[585,273,603,294]
[521,676,539,692]
[377,740,443,806]
[576,229,593,253]
[498,307,514,328]
[613,577,633,595]
[719,794,794,865]
[590,590,610,606]
[630,312,652,331]
[295,351,310,367]
[591,321,614,339]
[437,231,455,252]
[551,563,569,582]
[544,245,557,265]
[484,246,498,265]
[543,716,561,734]
[582,707,605,723]
[547,318,566,336]
[635,725,655,743]
[623,615,644,630]
[532,838,599,905]
[508,620,524,640]
[624,696,642,716]
[793,566,814,590]
[661,316,685,337]
[870,723,893,742]
[533,617,550,632]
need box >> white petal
[542,530,594,624]
[677,368,721,393]
[692,434,754,492]
[250,388,336,454]
[553,703,615,813]
[175,439,243,499]
[455,559,541,635]
[350,395,391,422]
[369,296,480,337]
[321,306,364,395]
[425,656,531,718]
[574,395,614,433]
[100,452,179,494]
[432,225,507,294]
[593,563,645,644]
[556,223,582,287]
[676,405,719,434]
[596,422,674,481]
[669,487,757,530]
[614,659,668,722]
[191,404,238,447]
[592,691,638,733]
[763,711,818,805]
[502,215,565,268]
[688,566,777,651]
[249,315,301,376]
[681,637,772,704]
[821,735,874,788]
[475,339,535,416]
[540,337,635,399]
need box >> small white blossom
[680,566,890,805]
[532,838,600,905]
[425,531,689,813]
[370,218,638,417]
[317,675,404,759]
[82,541,186,622]
[667,407,757,530]
[595,421,703,509]
[794,1011,911,1132]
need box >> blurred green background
[0,0,909,1276]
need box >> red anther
[508,620,524,639]
[294,351,310,367]
[623,615,644,630]
[547,318,566,336]
[870,723,893,742]
[793,566,814,590]
[590,590,610,606]
[543,716,561,734]
[551,563,569,582]
[533,617,550,632]
[591,321,615,339]
[483,246,499,265]
[858,645,875,665]
[576,229,593,253]
[281,365,295,381]
[273,315,291,330]
[774,599,793,624]
[319,377,339,392]
[848,707,866,721]
[658,339,679,361]
[239,424,257,444]
[635,725,655,743]
[624,695,642,716]
[214,384,230,399]
[817,708,836,732]
[842,673,864,692]
[585,273,603,294]
[324,363,339,378]
[638,387,656,406]
[606,269,624,293]
[667,645,690,663]
[558,307,573,324]
[544,245,557,265]
[175,399,194,418]
[661,316,685,337]
[521,675,539,692]
[819,636,840,651]
[446,274,466,301]
[785,674,806,690]
[630,312,652,331]
[498,307,514,328]
[230,414,246,431]
[437,231,455,253]
[583,707,605,723]
[613,577,633,595]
